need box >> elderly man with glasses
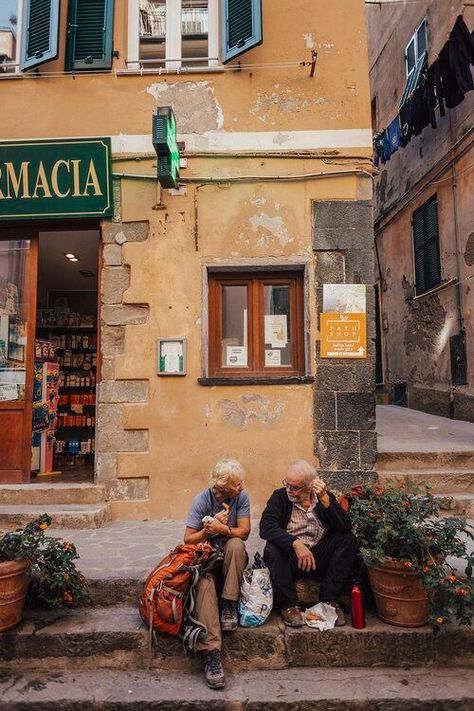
[260,459,356,627]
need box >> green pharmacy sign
[152,107,180,189]
[0,138,113,220]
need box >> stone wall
[96,221,151,504]
[313,200,377,491]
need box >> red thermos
[350,584,365,629]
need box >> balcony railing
[140,4,208,38]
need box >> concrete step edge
[0,503,112,530]
[1,667,473,709]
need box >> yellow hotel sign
[0,138,113,220]
[320,313,367,359]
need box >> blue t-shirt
[186,488,250,548]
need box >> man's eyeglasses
[282,479,307,493]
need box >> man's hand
[312,478,330,508]
[204,519,228,537]
[214,508,229,525]
[293,539,316,572]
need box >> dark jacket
[259,488,352,554]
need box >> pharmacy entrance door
[0,229,38,483]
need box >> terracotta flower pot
[368,558,429,627]
[0,559,30,632]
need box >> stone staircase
[377,450,474,516]
[0,572,473,708]
[0,483,111,529]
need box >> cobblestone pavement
[48,520,265,579]
[377,405,474,452]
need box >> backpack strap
[181,550,224,654]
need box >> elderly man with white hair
[184,459,250,690]
[260,459,356,628]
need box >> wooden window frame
[208,270,304,378]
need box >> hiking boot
[220,599,238,632]
[326,601,346,627]
[202,649,225,689]
[281,606,303,627]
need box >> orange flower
[402,501,410,508]
[374,484,384,496]
[436,617,444,625]
[448,575,457,583]
[403,561,413,568]
[423,566,429,573]
[63,573,70,581]
[63,592,73,604]
[455,588,467,596]
[39,523,49,530]
[63,542,73,551]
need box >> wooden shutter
[221,0,263,64]
[20,0,60,70]
[413,195,441,295]
[65,0,114,71]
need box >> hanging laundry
[448,15,474,94]
[386,116,402,154]
[399,99,413,147]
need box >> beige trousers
[194,538,247,651]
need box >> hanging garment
[411,85,431,136]
[399,99,413,147]
[386,116,402,154]
[438,42,466,109]
[423,62,441,129]
[448,15,474,94]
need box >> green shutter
[413,195,441,295]
[65,0,114,71]
[20,0,60,70]
[399,50,427,109]
[221,0,263,64]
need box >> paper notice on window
[265,349,281,367]
[161,341,183,373]
[0,383,18,401]
[226,346,247,367]
[264,315,287,348]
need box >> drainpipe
[448,113,464,335]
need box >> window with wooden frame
[208,271,304,378]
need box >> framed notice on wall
[157,338,186,376]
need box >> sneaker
[281,606,303,627]
[202,648,225,689]
[220,599,238,632]
[326,601,346,627]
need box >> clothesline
[374,15,474,166]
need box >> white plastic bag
[303,602,337,630]
[238,564,273,628]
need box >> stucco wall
[0,1,375,517]
[368,2,474,420]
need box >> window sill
[198,376,314,386]
[117,66,225,77]
[413,278,456,300]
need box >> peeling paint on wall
[146,81,224,133]
[249,84,325,125]
[218,394,285,429]
[249,213,294,247]
[403,295,447,357]
[303,33,315,49]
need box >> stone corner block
[99,379,149,404]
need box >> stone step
[378,469,474,494]
[1,605,472,672]
[377,451,474,471]
[0,483,107,506]
[1,667,473,710]
[0,503,112,529]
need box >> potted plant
[347,483,473,630]
[0,514,88,632]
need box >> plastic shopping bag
[303,602,338,630]
[238,553,273,627]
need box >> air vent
[79,270,94,278]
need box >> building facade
[0,0,376,520]
[368,2,474,420]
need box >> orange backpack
[139,543,219,641]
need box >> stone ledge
[2,605,472,672]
